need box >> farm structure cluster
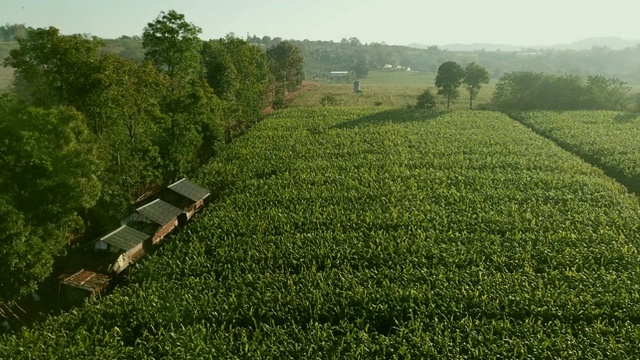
[58,178,210,306]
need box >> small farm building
[95,225,150,273]
[329,71,351,82]
[123,199,183,244]
[167,178,210,222]
[135,178,211,226]
[59,269,112,306]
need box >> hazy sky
[1,0,639,46]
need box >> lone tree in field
[463,62,490,109]
[435,61,464,109]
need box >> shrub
[415,89,436,110]
[319,93,338,107]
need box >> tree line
[417,60,631,111]
[415,61,490,110]
[492,72,631,110]
[0,10,303,305]
[259,37,640,85]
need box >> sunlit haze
[1,0,639,46]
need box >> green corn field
[2,107,640,358]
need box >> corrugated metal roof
[100,225,149,251]
[61,269,112,291]
[136,199,183,225]
[168,178,210,202]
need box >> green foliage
[267,41,304,92]
[0,95,100,302]
[319,93,338,106]
[3,27,103,109]
[84,55,167,223]
[202,35,271,132]
[415,88,436,110]
[352,59,369,79]
[159,76,222,178]
[435,61,464,109]
[492,71,630,110]
[584,75,631,110]
[463,62,490,109]
[142,10,202,79]
[0,198,55,303]
[0,23,30,41]
[272,88,287,110]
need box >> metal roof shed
[99,225,150,251]
[167,178,210,223]
[137,199,183,226]
[97,225,150,273]
[168,178,210,202]
[128,199,182,245]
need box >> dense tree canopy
[0,95,100,302]
[4,27,103,109]
[142,10,203,79]
[0,9,263,305]
[492,71,631,110]
[267,41,304,92]
[202,36,271,132]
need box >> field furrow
[514,110,640,196]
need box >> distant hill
[409,37,640,52]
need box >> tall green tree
[4,27,103,109]
[142,10,203,79]
[435,61,464,109]
[202,35,271,132]
[463,62,490,109]
[584,75,630,110]
[267,41,304,93]
[142,10,223,178]
[84,55,167,225]
[0,95,101,303]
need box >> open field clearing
[0,41,17,93]
[289,71,495,109]
[515,111,640,194]
[0,67,13,93]
[2,108,640,357]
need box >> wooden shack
[59,269,112,307]
[123,199,183,245]
[94,225,150,274]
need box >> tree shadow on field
[613,112,640,123]
[331,108,447,129]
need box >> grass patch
[0,66,13,93]
[290,70,496,109]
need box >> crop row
[515,110,640,194]
[2,108,640,358]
